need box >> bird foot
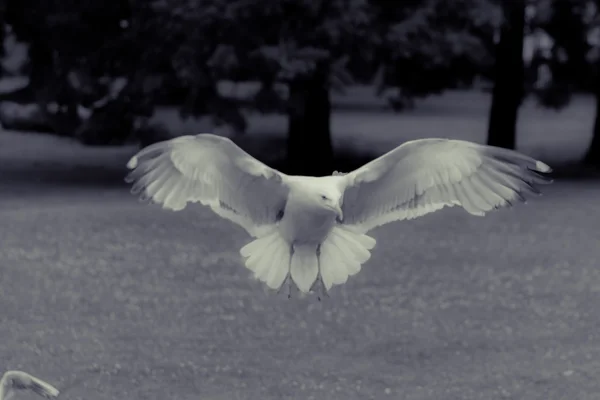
[278,273,293,299]
[310,274,329,301]
[277,273,292,299]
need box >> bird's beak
[334,204,343,221]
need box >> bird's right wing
[125,133,291,237]
[4,371,59,398]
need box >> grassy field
[1,89,600,400]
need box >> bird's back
[285,174,347,193]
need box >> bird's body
[126,133,552,298]
[0,371,59,400]
[279,176,343,244]
[236,175,369,296]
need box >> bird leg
[276,274,289,298]
[309,275,320,301]
[315,276,325,302]
[275,245,294,299]
[287,245,294,299]
[312,274,330,301]
[276,274,293,299]
[310,245,329,301]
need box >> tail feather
[240,233,278,259]
[290,246,319,293]
[319,226,376,291]
[330,228,371,264]
[239,226,376,294]
[326,234,361,275]
[240,233,279,273]
[319,241,350,288]
[240,232,290,290]
[264,242,290,289]
[335,226,376,250]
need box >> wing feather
[125,133,290,237]
[339,138,552,233]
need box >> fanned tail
[239,232,319,294]
[239,226,377,295]
[319,226,376,291]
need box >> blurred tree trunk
[0,0,6,67]
[584,68,600,167]
[487,0,525,150]
[28,36,54,91]
[286,61,334,176]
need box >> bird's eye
[321,195,328,200]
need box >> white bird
[125,133,552,298]
[0,371,59,400]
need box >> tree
[3,0,501,175]
[487,0,526,149]
[158,0,498,175]
[524,0,600,166]
[4,0,136,141]
[220,0,373,176]
[531,0,589,108]
[580,0,600,166]
[139,0,373,175]
[586,66,600,166]
[373,0,500,110]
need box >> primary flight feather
[125,134,552,297]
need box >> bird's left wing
[5,371,59,398]
[125,133,290,237]
[339,138,553,233]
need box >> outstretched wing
[125,133,290,237]
[2,371,60,398]
[339,138,553,233]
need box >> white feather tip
[535,160,551,173]
[126,156,138,169]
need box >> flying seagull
[125,133,552,298]
[0,371,59,399]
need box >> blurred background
[2,1,600,400]
[1,0,600,177]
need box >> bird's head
[317,190,343,221]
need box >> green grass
[1,88,600,399]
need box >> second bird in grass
[125,133,552,298]
[0,371,59,400]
